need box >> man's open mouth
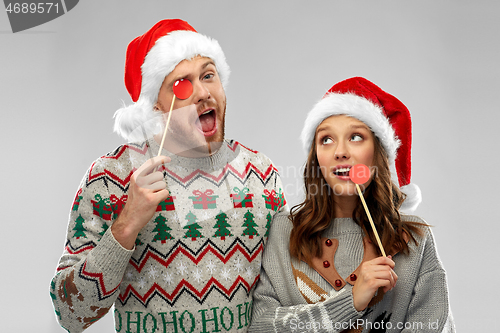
[195,109,217,136]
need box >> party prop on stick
[349,164,386,257]
[157,79,193,157]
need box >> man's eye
[203,73,214,80]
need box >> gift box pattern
[110,194,128,219]
[230,187,254,208]
[189,190,219,209]
[91,194,113,221]
[262,189,284,212]
[156,196,176,212]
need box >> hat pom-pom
[399,183,422,213]
[113,102,161,142]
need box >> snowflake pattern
[233,257,244,273]
[221,267,231,281]
[193,268,203,283]
[170,212,180,223]
[255,209,265,219]
[177,262,187,276]
[245,266,254,279]
[115,162,125,173]
[206,260,217,275]
[163,272,173,285]
[97,159,107,169]
[148,266,158,279]
[129,154,142,168]
[202,211,210,221]
[125,269,134,281]
[138,277,146,289]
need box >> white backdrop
[1,1,498,331]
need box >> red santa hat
[300,77,421,212]
[113,19,230,140]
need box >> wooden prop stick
[355,183,386,257]
[349,164,386,257]
[157,79,193,157]
[157,95,176,157]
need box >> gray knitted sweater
[50,139,287,333]
[249,212,455,332]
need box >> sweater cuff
[86,228,134,281]
[323,289,365,326]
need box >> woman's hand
[352,255,398,311]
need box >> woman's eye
[351,134,363,142]
[322,137,333,145]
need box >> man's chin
[161,119,225,157]
[167,138,224,158]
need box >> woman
[249,77,454,332]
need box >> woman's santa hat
[113,19,230,141]
[300,77,421,212]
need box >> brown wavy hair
[289,135,427,264]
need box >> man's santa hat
[113,19,230,141]
[300,77,421,212]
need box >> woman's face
[315,115,375,196]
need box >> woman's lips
[332,165,352,181]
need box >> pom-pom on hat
[300,77,421,212]
[114,19,230,141]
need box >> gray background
[1,0,498,331]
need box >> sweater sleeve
[49,158,134,333]
[249,214,365,333]
[401,227,455,333]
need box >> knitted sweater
[249,213,455,333]
[50,139,287,333]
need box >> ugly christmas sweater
[50,138,288,333]
[249,213,455,333]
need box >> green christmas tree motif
[264,212,272,237]
[99,222,108,237]
[135,233,144,246]
[152,214,174,244]
[72,214,87,239]
[241,210,259,239]
[183,211,204,241]
[212,210,233,241]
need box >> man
[50,19,287,333]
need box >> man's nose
[192,81,210,103]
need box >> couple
[50,19,454,332]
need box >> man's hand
[352,255,398,311]
[111,156,171,250]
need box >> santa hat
[113,19,230,141]
[300,77,421,212]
